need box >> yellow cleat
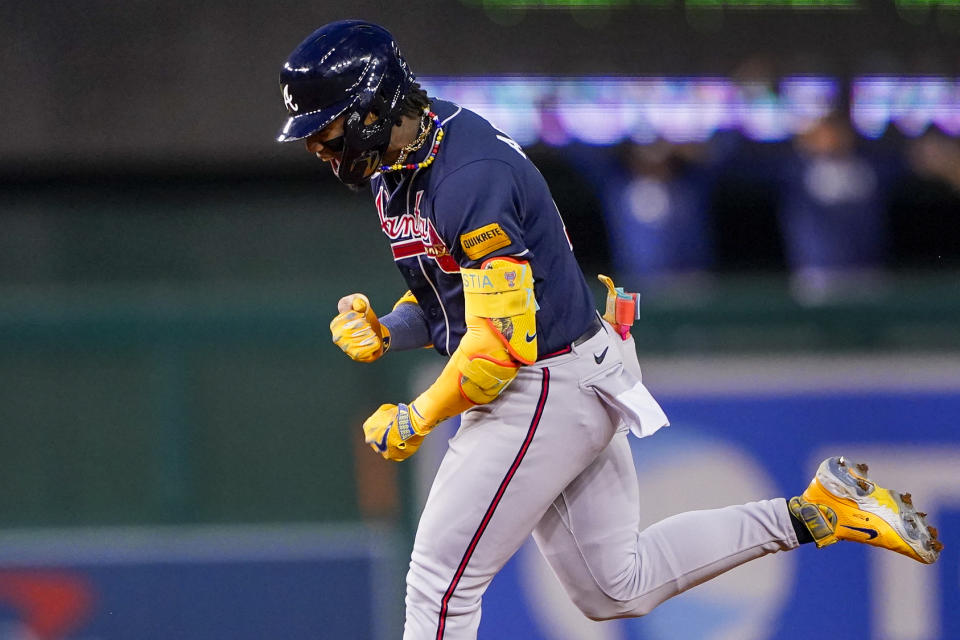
[790,456,942,564]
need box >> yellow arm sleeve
[406,257,537,434]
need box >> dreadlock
[399,82,431,118]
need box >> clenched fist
[330,294,391,362]
[362,403,425,461]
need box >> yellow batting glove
[362,403,426,462]
[330,295,391,362]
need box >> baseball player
[276,20,942,639]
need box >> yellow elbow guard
[403,258,538,433]
[461,257,538,365]
[453,351,518,405]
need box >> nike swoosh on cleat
[841,525,879,539]
[525,332,536,342]
[593,347,609,364]
[376,430,389,453]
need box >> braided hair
[399,82,431,119]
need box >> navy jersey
[369,100,596,358]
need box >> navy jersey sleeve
[430,159,530,269]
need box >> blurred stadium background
[1,1,959,638]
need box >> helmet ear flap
[335,102,395,186]
[369,89,397,126]
[344,97,395,149]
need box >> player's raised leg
[789,456,942,564]
[533,430,799,620]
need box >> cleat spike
[838,457,847,466]
[900,492,913,506]
[917,512,927,518]
[931,541,944,552]
[927,526,939,539]
[857,479,870,491]
[856,463,869,475]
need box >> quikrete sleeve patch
[460,223,512,260]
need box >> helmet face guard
[276,20,415,188]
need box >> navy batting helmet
[277,20,415,186]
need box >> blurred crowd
[555,118,960,305]
[4,110,958,302]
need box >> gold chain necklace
[393,111,433,167]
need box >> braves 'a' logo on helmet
[282,85,299,112]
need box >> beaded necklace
[379,108,444,173]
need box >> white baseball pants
[403,324,800,639]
